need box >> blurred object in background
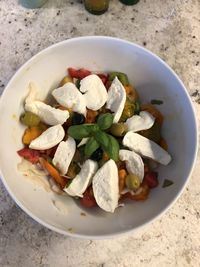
[84,0,109,15]
[119,0,140,5]
[19,0,48,8]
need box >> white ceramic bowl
[0,36,198,239]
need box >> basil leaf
[97,113,114,130]
[151,99,163,105]
[162,179,174,188]
[107,134,119,161]
[84,137,100,158]
[68,124,99,139]
[94,131,110,148]
[95,131,119,161]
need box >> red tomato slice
[17,148,40,164]
[68,68,91,79]
[143,171,158,188]
[97,74,108,85]
[80,187,96,208]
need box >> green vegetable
[125,174,140,190]
[107,134,120,161]
[151,99,163,105]
[94,131,119,161]
[84,137,100,158]
[68,124,99,139]
[59,75,73,86]
[108,71,129,86]
[120,98,135,122]
[20,111,40,127]
[95,131,110,148]
[119,0,140,5]
[134,100,141,115]
[76,79,81,89]
[109,123,127,136]
[97,113,114,130]
[162,179,174,188]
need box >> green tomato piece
[120,98,135,122]
[125,174,140,190]
[59,75,73,86]
[108,72,129,86]
[20,111,40,127]
[109,123,127,137]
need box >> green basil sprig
[84,137,100,158]
[67,124,99,139]
[68,113,119,161]
[97,113,113,130]
[95,131,119,161]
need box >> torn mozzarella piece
[119,149,144,182]
[64,160,98,197]
[52,83,87,116]
[106,77,126,123]
[52,137,76,175]
[77,138,89,147]
[25,101,69,125]
[123,132,172,165]
[80,74,108,110]
[92,159,119,213]
[125,111,155,132]
[25,82,38,104]
[29,124,65,150]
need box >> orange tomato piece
[39,157,67,189]
[118,169,127,194]
[102,152,110,161]
[85,109,98,123]
[124,85,139,101]
[22,126,43,145]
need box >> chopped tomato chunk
[80,187,96,208]
[39,157,67,189]
[68,67,91,79]
[17,147,40,164]
[143,171,158,188]
[97,73,108,85]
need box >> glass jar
[19,0,48,8]
[84,0,109,15]
[119,0,140,5]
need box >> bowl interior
[0,37,197,238]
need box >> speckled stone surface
[0,0,200,266]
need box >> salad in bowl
[17,67,172,213]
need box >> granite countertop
[0,0,200,266]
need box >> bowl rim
[0,35,198,239]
